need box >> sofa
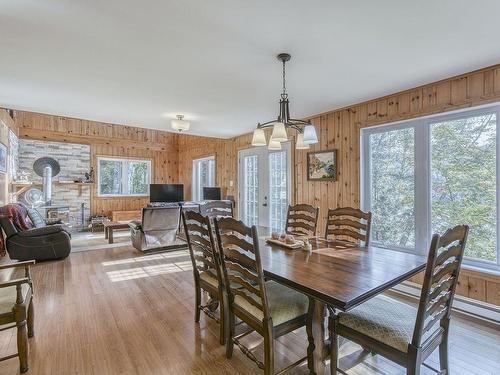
[0,204,71,261]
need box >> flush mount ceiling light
[252,53,318,150]
[171,115,190,132]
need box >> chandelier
[251,53,318,150]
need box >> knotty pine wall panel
[15,111,179,217]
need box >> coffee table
[103,221,130,244]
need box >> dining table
[256,227,427,375]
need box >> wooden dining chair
[285,203,319,236]
[201,200,234,219]
[329,225,469,375]
[0,260,35,373]
[182,210,226,345]
[214,217,309,375]
[325,207,372,246]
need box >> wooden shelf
[10,181,94,198]
[11,181,95,187]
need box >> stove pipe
[43,165,52,205]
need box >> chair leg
[329,315,339,375]
[439,321,450,374]
[263,326,274,375]
[226,310,235,359]
[219,293,226,345]
[27,298,35,338]
[406,347,421,375]
[17,320,29,373]
[406,364,421,375]
[194,284,201,323]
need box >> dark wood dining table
[256,227,427,375]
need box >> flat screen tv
[150,184,184,203]
[203,187,221,200]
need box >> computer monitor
[150,184,184,203]
[203,187,221,200]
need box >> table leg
[307,297,327,375]
[108,229,114,244]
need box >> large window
[362,105,499,269]
[192,156,215,201]
[97,157,151,196]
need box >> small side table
[103,221,130,244]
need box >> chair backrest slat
[432,260,460,285]
[325,207,372,246]
[285,204,319,237]
[188,234,213,250]
[223,247,256,269]
[225,261,259,284]
[182,211,221,286]
[412,225,468,346]
[215,217,269,323]
[434,245,461,267]
[326,228,366,242]
[228,274,262,297]
[201,200,234,219]
[221,233,256,253]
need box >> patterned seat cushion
[0,283,30,315]
[234,281,308,326]
[199,271,219,289]
[338,294,439,352]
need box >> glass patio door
[238,143,291,231]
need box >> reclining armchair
[0,212,71,261]
[129,206,186,252]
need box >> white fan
[24,188,44,208]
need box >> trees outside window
[98,157,151,196]
[362,106,499,269]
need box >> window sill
[374,242,500,278]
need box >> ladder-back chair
[329,225,469,375]
[325,207,372,246]
[285,204,319,237]
[182,210,226,345]
[214,217,309,375]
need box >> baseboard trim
[391,281,500,325]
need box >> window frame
[97,156,152,197]
[192,155,216,201]
[361,103,500,271]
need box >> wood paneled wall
[178,135,232,200]
[177,63,500,305]
[15,111,179,216]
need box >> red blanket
[0,204,34,256]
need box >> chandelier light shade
[268,138,282,150]
[303,125,318,144]
[252,53,319,150]
[251,128,267,146]
[296,133,310,150]
[171,115,190,132]
[270,122,288,142]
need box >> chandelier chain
[282,59,287,97]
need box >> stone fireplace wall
[18,139,91,228]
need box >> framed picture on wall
[0,142,7,173]
[307,149,337,181]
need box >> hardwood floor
[0,246,498,375]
